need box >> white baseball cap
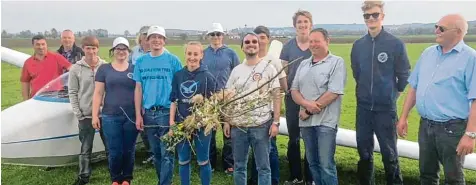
[112,37,130,48]
[207,23,225,34]
[147,25,167,38]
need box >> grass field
[2,43,476,184]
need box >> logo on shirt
[377,52,388,63]
[127,73,133,79]
[180,80,199,98]
[252,73,262,81]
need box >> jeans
[177,128,212,185]
[419,118,467,185]
[77,118,107,183]
[210,124,234,170]
[102,114,139,183]
[232,120,272,185]
[355,106,403,185]
[249,136,279,185]
[285,95,312,182]
[143,108,175,185]
[301,126,338,185]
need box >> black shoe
[72,178,87,185]
[247,178,257,185]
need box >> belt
[147,105,167,111]
[421,117,466,125]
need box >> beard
[246,52,257,57]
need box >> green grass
[2,43,476,184]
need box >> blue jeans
[356,107,403,185]
[232,120,272,185]
[101,114,139,183]
[143,108,174,185]
[301,125,338,185]
[249,136,279,185]
[177,128,212,185]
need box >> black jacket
[351,28,411,111]
[57,43,84,64]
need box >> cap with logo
[112,37,130,49]
[147,25,167,39]
[207,23,225,35]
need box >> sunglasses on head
[244,40,258,44]
[363,12,380,19]
[209,32,222,37]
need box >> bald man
[57,29,84,64]
[397,14,476,184]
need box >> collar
[366,26,386,41]
[207,45,227,52]
[310,51,331,65]
[33,51,51,61]
[437,40,465,53]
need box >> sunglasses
[209,32,222,37]
[363,12,380,19]
[434,25,458,33]
[244,40,258,44]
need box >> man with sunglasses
[202,22,240,174]
[397,14,476,185]
[350,1,410,185]
[223,32,281,185]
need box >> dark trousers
[78,118,107,183]
[210,127,234,170]
[285,95,312,182]
[356,106,403,185]
[419,118,467,185]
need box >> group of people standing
[18,1,476,185]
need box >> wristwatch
[466,132,476,139]
[272,121,280,127]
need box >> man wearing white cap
[202,22,240,174]
[133,25,182,185]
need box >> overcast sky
[2,0,476,34]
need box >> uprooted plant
[161,56,303,153]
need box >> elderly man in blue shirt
[202,22,240,174]
[397,14,476,185]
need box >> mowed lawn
[2,42,476,184]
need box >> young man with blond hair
[350,1,410,184]
[280,9,313,185]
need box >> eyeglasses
[434,24,458,33]
[209,32,222,37]
[363,12,380,19]
[244,40,258,44]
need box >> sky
[2,0,476,34]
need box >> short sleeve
[20,61,31,82]
[408,55,423,89]
[270,56,286,79]
[57,54,72,70]
[133,57,142,83]
[465,55,476,100]
[268,65,280,89]
[173,56,183,73]
[279,42,290,61]
[328,58,347,95]
[95,64,107,83]
[290,62,304,91]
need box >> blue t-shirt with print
[133,52,182,109]
[95,63,136,116]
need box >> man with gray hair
[57,29,84,64]
[397,14,476,185]
[291,28,346,185]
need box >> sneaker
[142,155,154,164]
[283,179,304,185]
[225,168,234,176]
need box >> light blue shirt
[129,45,169,65]
[133,52,182,109]
[202,45,240,90]
[408,40,476,122]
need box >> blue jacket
[202,45,240,90]
[169,65,217,122]
[351,28,411,111]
